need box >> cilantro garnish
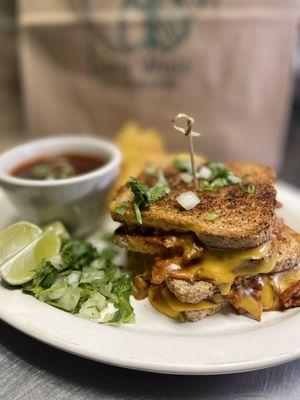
[115,204,128,216]
[195,161,256,195]
[22,236,134,325]
[60,238,98,270]
[204,213,220,221]
[173,157,193,172]
[199,162,238,191]
[174,157,256,195]
[126,172,170,224]
[173,157,201,173]
[178,313,186,323]
[247,184,256,195]
[239,182,256,195]
[133,202,143,225]
[206,161,231,180]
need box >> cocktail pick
[172,113,201,190]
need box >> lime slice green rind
[0,230,61,286]
[0,221,42,266]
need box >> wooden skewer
[172,113,200,190]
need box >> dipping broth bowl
[0,136,121,236]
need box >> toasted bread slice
[166,279,217,304]
[110,162,276,249]
[166,224,300,304]
[115,226,203,260]
[273,221,300,273]
[115,231,161,255]
[116,222,300,273]
[184,303,228,322]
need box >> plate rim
[1,296,300,375]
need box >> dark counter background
[281,96,300,188]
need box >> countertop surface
[1,318,300,400]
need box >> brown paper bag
[19,0,300,169]
[0,1,21,138]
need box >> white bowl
[0,136,121,236]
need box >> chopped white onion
[67,271,81,285]
[214,162,225,168]
[50,254,63,270]
[211,178,227,187]
[228,175,241,184]
[176,191,200,210]
[157,170,171,193]
[197,166,212,180]
[179,172,193,183]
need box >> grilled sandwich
[110,159,300,322]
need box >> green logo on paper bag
[82,0,208,86]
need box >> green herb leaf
[32,164,52,179]
[197,161,245,192]
[239,182,256,195]
[60,239,98,270]
[178,313,186,323]
[32,260,59,289]
[110,275,134,324]
[115,204,128,216]
[126,177,149,210]
[126,174,169,224]
[205,161,228,180]
[199,180,224,192]
[247,184,256,195]
[133,202,143,225]
[148,183,169,202]
[204,213,220,222]
[173,157,193,172]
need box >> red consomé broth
[10,153,107,180]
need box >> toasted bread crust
[115,229,168,256]
[184,303,227,322]
[162,225,300,304]
[166,279,217,303]
[111,162,277,249]
[115,226,203,257]
[273,223,300,272]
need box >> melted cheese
[165,242,274,287]
[270,266,300,293]
[148,285,179,318]
[149,266,300,321]
[172,242,276,295]
[148,285,218,318]
[231,269,300,319]
[162,288,218,312]
[233,292,263,321]
[260,279,280,310]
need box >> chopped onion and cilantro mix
[173,158,255,194]
[115,158,255,224]
[22,235,134,324]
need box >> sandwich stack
[110,159,300,322]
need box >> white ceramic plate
[0,182,300,375]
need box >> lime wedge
[0,221,42,265]
[43,221,70,242]
[0,230,61,286]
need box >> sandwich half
[110,159,300,322]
